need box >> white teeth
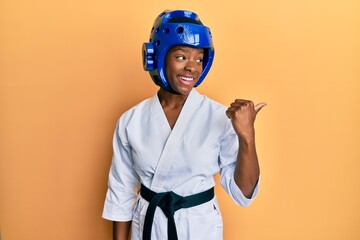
[179,76,194,82]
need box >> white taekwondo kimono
[102,89,259,240]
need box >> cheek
[197,64,203,73]
[166,62,180,77]
[165,65,174,81]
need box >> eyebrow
[173,47,204,54]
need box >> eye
[176,55,185,60]
[196,58,203,63]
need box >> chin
[178,87,194,95]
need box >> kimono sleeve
[102,118,140,221]
[218,120,259,207]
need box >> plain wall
[1,0,359,239]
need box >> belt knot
[160,191,181,217]
[140,184,214,240]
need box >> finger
[233,100,253,108]
[225,109,233,119]
[235,99,249,103]
[227,106,237,111]
[230,102,242,108]
[254,102,267,113]
[235,99,252,107]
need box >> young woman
[102,9,266,240]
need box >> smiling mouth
[179,76,194,82]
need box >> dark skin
[158,46,204,129]
[113,46,266,239]
[226,99,266,196]
[113,221,131,240]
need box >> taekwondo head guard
[142,10,215,92]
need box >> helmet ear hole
[176,26,184,34]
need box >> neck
[157,88,190,108]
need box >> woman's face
[165,46,204,95]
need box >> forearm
[234,136,260,198]
[113,221,131,240]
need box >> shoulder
[194,90,228,113]
[117,95,156,127]
[194,90,231,126]
[204,95,227,110]
[121,95,155,118]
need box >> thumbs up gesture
[226,99,266,141]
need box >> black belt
[140,184,214,240]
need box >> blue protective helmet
[142,10,215,91]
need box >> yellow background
[1,0,359,239]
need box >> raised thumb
[255,102,267,113]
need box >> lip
[177,75,196,85]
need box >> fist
[226,99,266,140]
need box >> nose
[184,61,196,72]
